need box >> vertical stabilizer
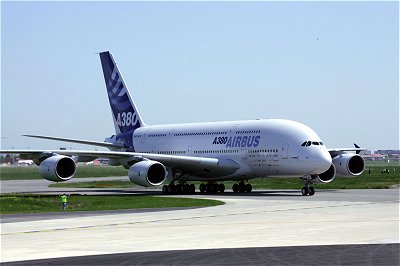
[99,51,145,134]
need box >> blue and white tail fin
[99,51,145,134]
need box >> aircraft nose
[317,149,332,172]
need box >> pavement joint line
[2,200,394,236]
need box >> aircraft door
[281,143,289,159]
[187,145,192,156]
[142,129,150,143]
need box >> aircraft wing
[22,135,123,149]
[328,143,367,157]
[1,150,240,177]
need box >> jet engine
[128,160,167,187]
[311,163,336,183]
[333,153,365,176]
[39,155,76,182]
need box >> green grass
[0,194,224,214]
[49,180,135,188]
[0,165,127,180]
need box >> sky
[1,1,399,152]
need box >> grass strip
[0,194,224,214]
[49,180,135,188]
[0,165,127,180]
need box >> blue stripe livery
[99,51,144,135]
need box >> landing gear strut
[301,177,315,196]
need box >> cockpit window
[302,141,323,147]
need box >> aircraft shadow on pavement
[37,189,324,197]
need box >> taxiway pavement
[1,183,399,265]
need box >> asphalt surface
[1,178,399,265]
[2,244,399,266]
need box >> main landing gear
[162,182,195,194]
[301,177,315,196]
[162,181,254,194]
[232,181,252,193]
[199,182,225,193]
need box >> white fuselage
[130,119,332,181]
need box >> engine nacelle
[128,160,167,187]
[312,163,336,183]
[333,153,365,176]
[39,155,76,182]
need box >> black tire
[169,184,175,194]
[232,183,239,193]
[301,187,309,196]
[218,183,225,193]
[189,184,196,193]
[183,184,190,193]
[238,183,246,193]
[245,184,252,193]
[162,185,169,194]
[308,187,315,196]
[175,184,182,194]
[200,183,206,193]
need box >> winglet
[354,143,361,154]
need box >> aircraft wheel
[218,183,225,193]
[189,184,196,193]
[162,185,169,194]
[238,182,246,193]
[232,183,239,193]
[168,184,176,194]
[175,184,183,194]
[308,187,315,196]
[211,183,218,193]
[183,183,190,193]
[200,183,206,193]
[301,187,309,196]
[245,184,252,193]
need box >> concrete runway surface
[0,179,399,265]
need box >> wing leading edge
[2,150,240,178]
[23,135,123,149]
[328,143,366,158]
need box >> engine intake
[333,154,365,176]
[39,155,76,182]
[128,160,167,187]
[312,163,336,183]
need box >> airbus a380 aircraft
[2,51,366,196]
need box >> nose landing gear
[301,176,315,196]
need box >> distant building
[375,150,400,159]
[375,150,399,156]
[362,153,386,161]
